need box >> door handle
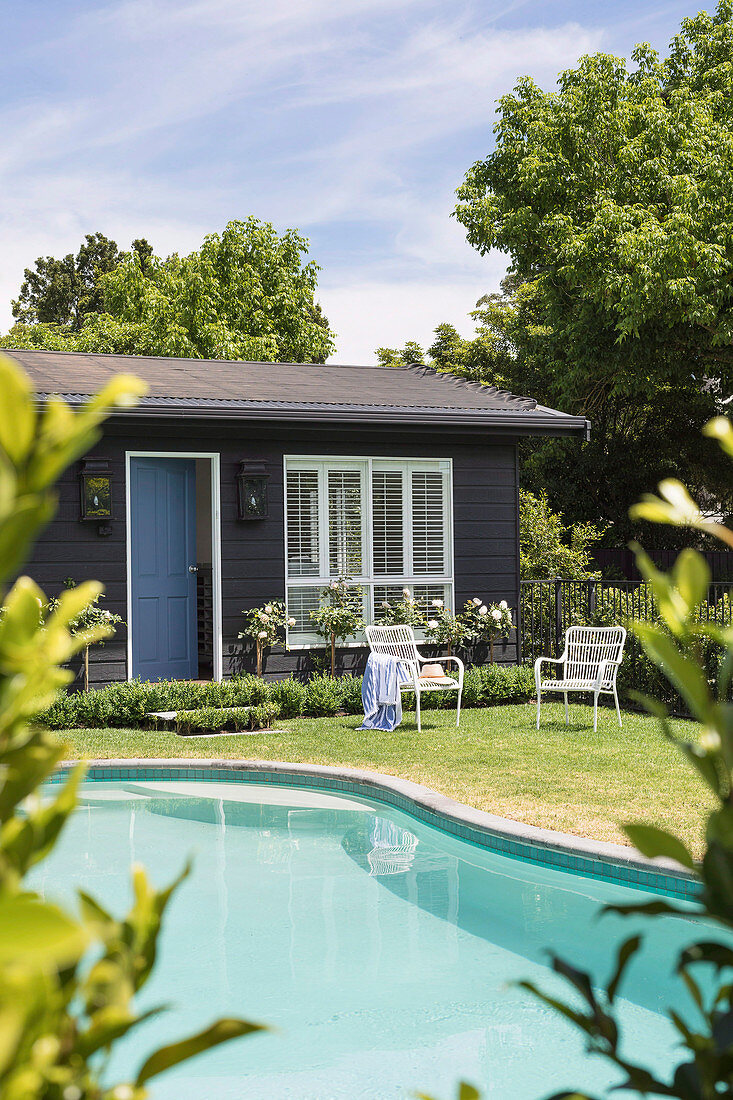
[188,565,198,573]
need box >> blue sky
[1,0,699,361]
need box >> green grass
[56,701,712,856]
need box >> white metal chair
[365,624,464,732]
[534,625,626,732]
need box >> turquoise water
[34,779,699,1098]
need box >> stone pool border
[57,758,700,901]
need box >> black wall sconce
[79,458,113,534]
[236,461,269,520]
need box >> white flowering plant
[239,599,292,676]
[424,600,470,656]
[380,587,427,629]
[462,597,513,662]
[310,577,364,676]
[46,577,124,691]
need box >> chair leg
[564,692,569,725]
[456,686,462,727]
[593,691,599,733]
[614,686,622,727]
[536,690,541,730]
[416,689,421,733]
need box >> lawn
[57,700,712,856]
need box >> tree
[4,219,334,364]
[375,341,426,368]
[0,354,260,1098]
[519,489,603,579]
[448,2,733,548]
[11,233,152,331]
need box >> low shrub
[37,664,534,730]
[338,674,363,715]
[175,702,280,734]
[270,677,307,718]
[304,674,343,716]
[248,702,280,730]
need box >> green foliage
[0,353,259,1098]
[46,575,124,641]
[379,587,427,628]
[269,677,308,718]
[338,674,365,715]
[303,673,344,717]
[462,598,513,653]
[39,664,535,730]
[394,2,733,547]
[175,703,279,733]
[375,341,426,368]
[238,599,293,675]
[424,599,470,654]
[39,674,273,728]
[515,417,733,1099]
[3,219,334,364]
[519,491,602,580]
[11,232,137,331]
[310,578,365,675]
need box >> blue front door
[130,457,198,681]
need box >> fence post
[588,579,597,621]
[554,577,563,656]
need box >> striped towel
[358,653,409,731]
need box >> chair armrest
[534,654,566,687]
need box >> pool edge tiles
[54,758,701,902]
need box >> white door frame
[125,451,223,682]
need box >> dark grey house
[8,349,589,686]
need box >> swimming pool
[35,772,698,1099]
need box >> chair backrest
[365,624,421,672]
[565,625,626,684]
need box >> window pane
[286,469,320,577]
[372,470,404,575]
[286,586,322,635]
[411,471,445,574]
[328,469,362,576]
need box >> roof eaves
[36,392,589,438]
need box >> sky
[1,0,701,363]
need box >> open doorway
[126,452,221,682]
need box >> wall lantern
[236,461,269,520]
[79,459,113,533]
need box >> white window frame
[283,455,454,647]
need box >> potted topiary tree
[48,577,124,692]
[238,599,295,676]
[310,578,364,677]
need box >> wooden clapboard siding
[24,416,522,685]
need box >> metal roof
[3,349,590,438]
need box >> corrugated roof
[3,349,589,437]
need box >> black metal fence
[520,578,733,662]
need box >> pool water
[34,779,698,1099]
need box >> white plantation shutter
[411,470,445,574]
[328,469,363,576]
[286,469,320,576]
[285,457,452,642]
[372,470,404,575]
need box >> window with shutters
[284,457,452,644]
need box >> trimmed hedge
[176,703,280,734]
[37,663,535,730]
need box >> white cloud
[320,248,509,364]
[0,0,606,352]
